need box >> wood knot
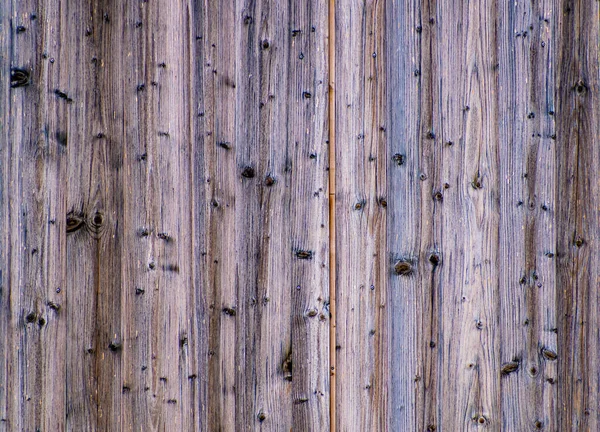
[474,415,488,426]
[222,306,236,316]
[25,311,37,324]
[264,175,276,186]
[91,212,104,227]
[541,347,557,361]
[137,227,151,237]
[54,89,73,103]
[179,335,188,348]
[282,351,292,381]
[66,211,85,233]
[241,166,255,178]
[392,153,405,166]
[575,80,587,94]
[428,252,440,266]
[394,259,414,276]
[10,68,30,88]
[47,301,60,312]
[305,308,318,318]
[108,341,122,352]
[501,360,520,376]
[88,211,106,238]
[295,250,313,260]
[471,174,483,189]
[157,232,173,242]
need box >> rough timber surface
[2,0,600,430]
[1,0,329,430]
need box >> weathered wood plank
[199,0,330,430]
[497,0,558,430]
[556,0,600,430]
[335,0,388,430]
[338,0,584,429]
[200,1,238,429]
[385,1,420,429]
[387,0,503,428]
[288,0,330,428]
[1,1,68,431]
[0,1,8,427]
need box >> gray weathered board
[1,0,598,430]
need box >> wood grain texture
[334,0,388,430]
[3,0,600,430]
[337,0,600,430]
[555,0,600,430]
[497,0,559,430]
[1,0,329,431]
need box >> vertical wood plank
[201,0,238,429]
[118,1,196,430]
[289,0,330,428]
[0,0,8,426]
[335,0,388,430]
[556,0,600,429]
[497,0,559,430]
[386,0,420,429]
[387,0,504,428]
[63,1,121,429]
[120,0,155,427]
[2,1,68,430]
[352,0,506,429]
[200,0,330,430]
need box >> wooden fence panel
[1,0,329,430]
[2,0,600,430]
[335,0,600,430]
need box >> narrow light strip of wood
[328,0,336,431]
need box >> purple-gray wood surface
[1,0,598,430]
